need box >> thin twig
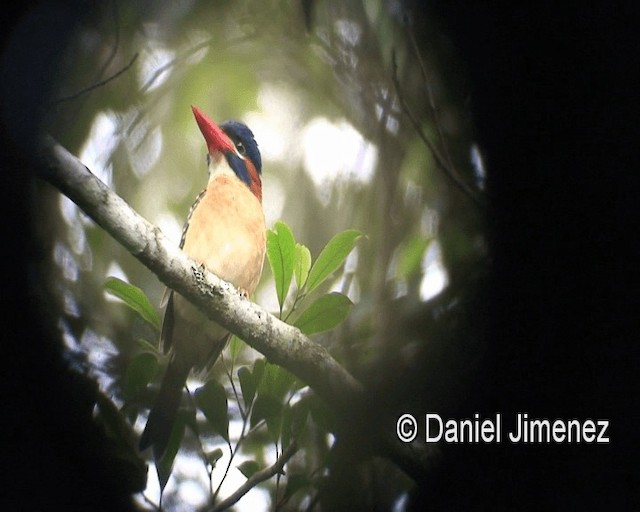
[139,32,255,95]
[212,392,264,502]
[52,53,139,106]
[96,0,123,88]
[141,492,160,511]
[273,443,282,512]
[212,442,299,512]
[406,22,455,174]
[212,438,235,503]
[223,355,246,419]
[391,50,482,207]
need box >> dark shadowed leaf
[294,292,353,335]
[282,398,312,448]
[124,352,159,399]
[250,394,283,432]
[281,397,309,448]
[238,366,256,408]
[307,394,337,434]
[194,380,229,442]
[104,276,160,329]
[156,413,186,492]
[238,460,261,479]
[252,358,266,387]
[94,393,147,492]
[291,399,310,437]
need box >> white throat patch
[207,153,238,183]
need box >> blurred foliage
[106,223,361,503]
[32,0,486,509]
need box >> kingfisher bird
[139,106,266,459]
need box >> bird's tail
[139,356,191,460]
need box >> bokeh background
[18,1,484,510]
[2,1,636,511]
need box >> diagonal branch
[51,53,139,106]
[212,442,298,512]
[38,134,362,417]
[37,135,434,482]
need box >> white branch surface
[38,135,433,481]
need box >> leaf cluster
[101,222,363,507]
[267,221,363,334]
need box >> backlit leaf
[104,276,160,329]
[266,221,296,311]
[396,235,430,279]
[306,229,363,293]
[294,243,312,289]
[294,292,353,335]
[259,362,295,401]
[228,335,244,364]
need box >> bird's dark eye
[236,141,246,155]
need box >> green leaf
[206,447,224,466]
[238,366,256,407]
[124,352,159,399]
[294,243,312,289]
[306,229,363,293]
[396,235,430,279]
[281,399,308,448]
[250,394,282,432]
[265,415,283,442]
[136,337,160,354]
[156,413,186,492]
[194,380,229,442]
[293,292,353,335]
[249,363,294,442]
[237,460,260,479]
[259,363,295,401]
[228,335,244,364]
[252,358,266,387]
[104,277,160,330]
[266,221,296,311]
